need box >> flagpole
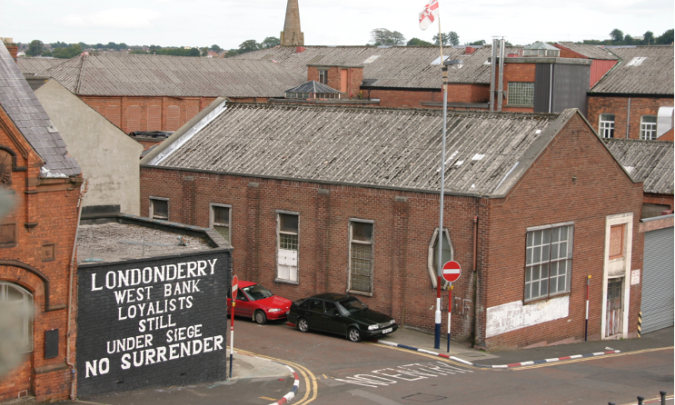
[434,10,448,351]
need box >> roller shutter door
[641,226,674,333]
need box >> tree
[432,33,450,46]
[643,31,654,45]
[261,37,280,49]
[26,40,44,56]
[210,44,222,53]
[656,29,674,44]
[238,40,260,54]
[624,35,634,45]
[369,28,406,46]
[609,29,624,42]
[407,38,433,46]
[200,47,209,57]
[52,44,82,59]
[467,39,486,46]
[449,31,460,46]
[224,49,240,58]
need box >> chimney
[1,38,18,62]
[465,46,476,55]
[296,46,306,53]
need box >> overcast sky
[2,0,673,49]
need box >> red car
[227,281,292,324]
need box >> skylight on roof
[362,55,380,64]
[430,55,449,65]
[626,57,646,67]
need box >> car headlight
[268,308,283,313]
[368,324,378,331]
[389,319,396,326]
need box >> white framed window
[149,197,169,221]
[319,69,328,85]
[599,114,615,138]
[210,204,231,242]
[525,223,574,302]
[428,228,454,289]
[0,282,33,353]
[277,212,299,283]
[507,82,535,106]
[639,115,657,140]
[348,219,374,294]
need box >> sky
[2,0,673,49]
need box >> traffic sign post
[441,261,461,353]
[229,275,238,378]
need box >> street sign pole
[441,261,462,353]
[447,284,453,352]
[229,275,238,378]
[435,65,449,351]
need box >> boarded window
[106,105,121,127]
[0,223,16,247]
[340,69,348,93]
[126,105,141,133]
[186,105,199,122]
[609,224,625,259]
[147,105,161,131]
[150,197,169,220]
[166,105,181,131]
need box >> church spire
[280,0,304,46]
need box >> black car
[287,293,397,342]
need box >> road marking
[259,397,276,401]
[235,348,318,405]
[371,342,477,369]
[336,361,472,388]
[618,394,673,405]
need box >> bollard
[661,391,666,405]
[637,396,644,405]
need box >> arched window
[0,282,33,352]
[428,228,454,288]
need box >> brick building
[19,53,304,134]
[139,100,643,350]
[0,42,83,402]
[587,45,674,141]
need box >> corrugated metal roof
[286,80,339,93]
[590,45,674,95]
[555,43,618,60]
[16,57,67,76]
[146,102,575,197]
[603,138,674,195]
[42,53,305,98]
[0,42,81,178]
[234,45,519,88]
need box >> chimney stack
[1,38,18,62]
[465,46,476,55]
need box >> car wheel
[347,327,361,342]
[297,318,309,333]
[254,310,267,325]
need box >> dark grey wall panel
[552,64,590,116]
[534,64,552,113]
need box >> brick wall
[139,114,642,349]
[588,95,675,140]
[0,110,83,402]
[480,114,643,349]
[308,66,363,98]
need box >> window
[349,220,374,294]
[167,105,181,131]
[277,213,298,283]
[149,197,169,220]
[428,228,453,288]
[640,115,657,140]
[525,223,573,302]
[147,105,161,131]
[0,282,33,352]
[319,70,328,85]
[0,223,16,247]
[507,82,534,106]
[126,105,141,133]
[599,114,615,138]
[210,204,231,242]
[609,224,625,259]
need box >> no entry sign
[442,261,461,283]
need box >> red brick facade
[0,108,83,402]
[588,95,674,140]
[307,66,363,99]
[139,113,643,350]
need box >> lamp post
[435,65,449,349]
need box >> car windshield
[337,297,367,314]
[242,285,273,301]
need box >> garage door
[641,226,674,334]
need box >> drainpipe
[472,215,481,347]
[489,40,497,112]
[66,180,88,400]
[497,39,505,112]
[626,98,631,139]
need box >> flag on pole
[419,0,440,30]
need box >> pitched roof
[143,101,581,197]
[286,80,339,94]
[555,43,618,60]
[0,42,81,178]
[16,57,66,77]
[603,138,674,195]
[590,45,674,95]
[234,45,518,88]
[41,53,305,98]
